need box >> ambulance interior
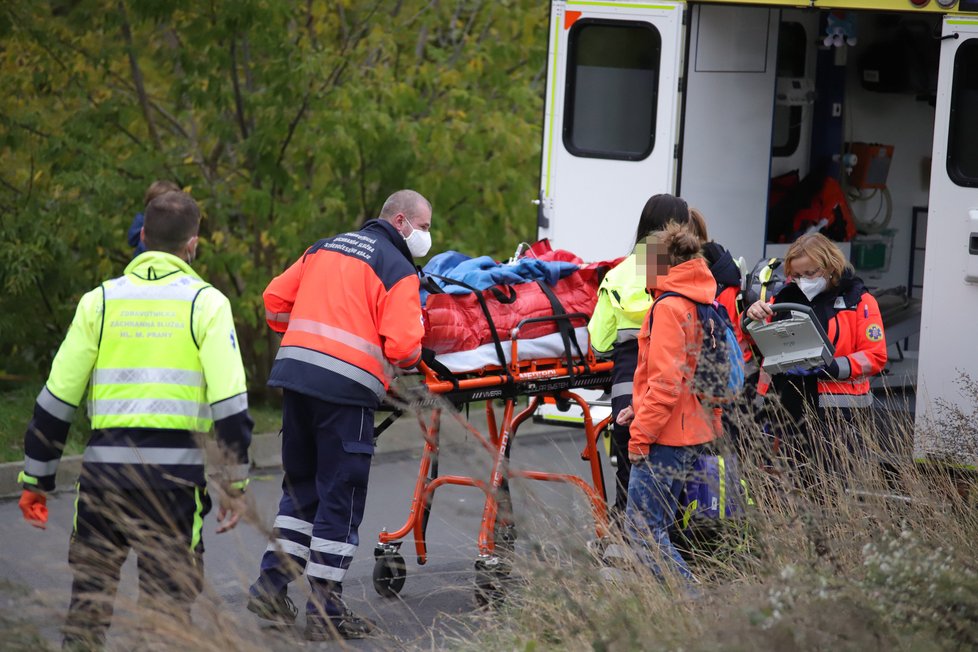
[771,8,939,412]
[680,5,947,415]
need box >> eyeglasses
[792,268,824,280]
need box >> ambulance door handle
[967,209,978,284]
[535,190,549,229]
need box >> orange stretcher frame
[372,314,614,598]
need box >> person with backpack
[618,221,734,581]
[588,194,691,525]
[744,233,887,490]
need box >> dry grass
[441,383,978,651]
[3,379,977,651]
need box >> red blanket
[423,272,596,354]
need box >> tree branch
[117,1,162,150]
[230,37,250,141]
[277,88,312,168]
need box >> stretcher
[370,313,614,602]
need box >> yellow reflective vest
[21,251,251,491]
[587,253,652,355]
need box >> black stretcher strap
[424,273,513,382]
[535,280,589,377]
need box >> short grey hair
[379,189,431,222]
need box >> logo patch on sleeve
[865,324,883,342]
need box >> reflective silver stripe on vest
[92,368,204,386]
[305,561,346,582]
[103,276,203,302]
[211,393,249,420]
[265,309,291,324]
[287,319,384,360]
[615,328,640,344]
[610,382,634,400]
[24,455,60,477]
[310,537,357,557]
[36,386,77,423]
[84,446,206,465]
[90,398,211,420]
[275,346,385,398]
[818,393,874,409]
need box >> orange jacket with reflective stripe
[264,219,424,407]
[756,275,887,408]
[629,259,722,455]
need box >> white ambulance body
[538,0,978,467]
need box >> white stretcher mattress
[435,327,591,373]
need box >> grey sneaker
[247,591,298,625]
[304,609,377,641]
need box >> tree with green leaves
[0,0,548,394]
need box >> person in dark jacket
[128,180,180,257]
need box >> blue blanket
[421,251,579,302]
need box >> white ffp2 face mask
[797,276,828,301]
[403,221,432,258]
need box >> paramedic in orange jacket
[745,233,887,484]
[618,222,720,580]
[248,190,431,641]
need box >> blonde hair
[660,222,704,266]
[784,233,853,285]
[688,207,709,242]
[143,180,181,207]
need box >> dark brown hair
[143,191,200,254]
[635,193,689,246]
[660,221,704,266]
[143,180,181,207]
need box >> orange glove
[18,490,48,529]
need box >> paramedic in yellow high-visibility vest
[16,191,254,650]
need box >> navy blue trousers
[64,484,210,648]
[251,390,374,620]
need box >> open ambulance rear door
[539,1,686,263]
[915,16,978,469]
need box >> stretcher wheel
[372,553,407,598]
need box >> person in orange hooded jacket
[617,220,720,580]
[745,233,887,488]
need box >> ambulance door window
[947,38,978,187]
[563,20,661,161]
[772,21,806,157]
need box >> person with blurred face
[588,194,690,524]
[617,222,721,581]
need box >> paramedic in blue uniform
[17,191,253,649]
[247,189,431,640]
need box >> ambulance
[536,0,978,467]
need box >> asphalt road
[0,418,616,651]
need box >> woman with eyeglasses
[744,233,888,492]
